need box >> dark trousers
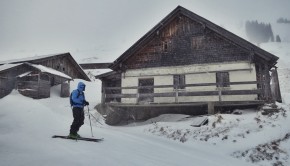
[70,107,85,134]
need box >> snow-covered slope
[0,90,255,166]
[0,42,290,166]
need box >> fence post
[102,88,106,104]
[175,89,178,103]
[218,87,222,102]
[208,102,215,114]
[136,92,139,104]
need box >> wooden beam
[79,63,112,69]
[124,68,253,78]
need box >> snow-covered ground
[1,42,290,166]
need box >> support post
[175,89,178,103]
[218,87,222,102]
[208,102,215,114]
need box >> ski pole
[87,106,94,137]
[89,112,103,125]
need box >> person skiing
[69,82,89,139]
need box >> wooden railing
[103,81,264,103]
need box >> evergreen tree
[269,24,274,42]
[276,35,281,42]
[277,17,290,24]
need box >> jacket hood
[77,82,86,92]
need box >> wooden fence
[103,81,264,103]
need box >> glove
[84,101,89,106]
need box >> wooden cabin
[96,6,281,125]
[0,53,90,99]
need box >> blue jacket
[71,82,86,108]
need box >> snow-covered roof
[0,53,68,65]
[29,63,72,80]
[0,63,23,72]
[17,71,32,78]
[0,62,72,80]
[0,52,90,81]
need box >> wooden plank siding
[111,6,278,72]
[35,55,86,82]
[0,77,15,98]
[18,80,50,99]
[0,64,33,98]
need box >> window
[216,72,230,87]
[173,75,185,89]
[163,41,168,52]
[162,40,172,52]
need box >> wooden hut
[95,6,281,125]
[0,53,90,99]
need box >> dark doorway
[138,78,154,103]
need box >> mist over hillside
[1,0,289,63]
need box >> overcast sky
[0,0,289,63]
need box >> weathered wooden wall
[60,82,70,97]
[18,80,50,99]
[0,65,33,98]
[0,77,15,98]
[36,56,81,83]
[123,15,250,70]
[102,79,121,103]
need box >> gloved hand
[84,101,89,106]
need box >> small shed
[0,52,90,82]
[0,63,72,99]
[16,63,72,99]
[0,52,89,99]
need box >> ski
[52,135,104,142]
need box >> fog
[0,0,289,62]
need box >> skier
[69,82,89,139]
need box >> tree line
[245,20,281,44]
[277,17,290,24]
